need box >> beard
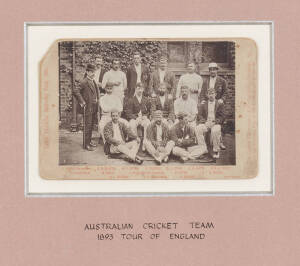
[158,91,165,96]
[182,93,188,98]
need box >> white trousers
[110,140,139,161]
[195,122,222,152]
[144,139,175,161]
[172,145,207,160]
[129,117,151,140]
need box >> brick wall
[59,41,235,128]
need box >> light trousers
[195,122,222,152]
[129,117,151,140]
[172,145,207,160]
[144,139,175,161]
[110,140,139,161]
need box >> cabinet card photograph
[39,37,257,180]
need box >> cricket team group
[73,52,227,165]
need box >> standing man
[174,85,198,128]
[103,110,143,164]
[144,110,175,165]
[149,57,176,99]
[124,83,151,150]
[94,56,106,94]
[195,89,225,159]
[200,62,227,104]
[98,82,129,142]
[176,62,203,102]
[73,64,99,151]
[170,112,207,163]
[126,51,149,97]
[151,82,175,128]
[102,58,127,103]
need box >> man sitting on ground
[103,110,143,164]
[170,112,208,163]
[144,110,175,165]
[195,89,225,159]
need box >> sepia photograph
[58,40,236,166]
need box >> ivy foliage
[75,41,166,72]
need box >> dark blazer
[97,68,106,94]
[124,95,152,120]
[170,123,196,148]
[126,64,149,97]
[73,77,100,114]
[149,70,176,98]
[151,95,175,122]
[200,75,227,103]
[103,120,137,154]
[198,101,225,125]
[146,122,170,149]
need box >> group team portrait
[59,40,236,166]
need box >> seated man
[124,83,151,150]
[103,110,143,164]
[151,82,175,128]
[144,110,175,165]
[98,82,128,143]
[174,85,198,128]
[195,89,225,159]
[170,112,208,163]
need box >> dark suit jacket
[103,120,137,154]
[170,123,196,148]
[97,68,106,94]
[73,77,100,114]
[199,75,227,103]
[149,70,176,98]
[197,101,225,125]
[146,122,170,149]
[151,95,175,122]
[126,64,149,97]
[124,95,152,120]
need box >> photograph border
[24,21,274,197]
